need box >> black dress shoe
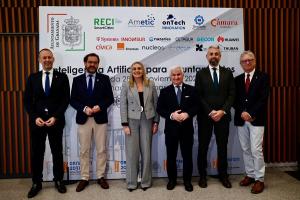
[184,182,193,192]
[220,178,232,188]
[141,187,149,191]
[198,178,207,188]
[55,181,67,193]
[166,181,177,190]
[27,183,42,198]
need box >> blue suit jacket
[234,69,269,126]
[70,72,114,124]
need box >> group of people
[24,45,269,198]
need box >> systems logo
[148,37,171,42]
[93,18,122,30]
[211,18,238,28]
[128,14,155,27]
[193,15,206,30]
[217,36,240,42]
[161,14,186,30]
[196,37,215,42]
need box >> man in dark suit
[157,66,198,192]
[195,45,235,188]
[24,48,70,198]
[234,51,269,194]
[70,53,114,192]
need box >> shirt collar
[42,68,54,74]
[86,72,96,78]
[209,65,219,70]
[245,69,255,77]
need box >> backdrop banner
[39,6,245,180]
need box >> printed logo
[217,36,240,42]
[141,45,165,51]
[95,44,113,50]
[196,37,215,42]
[193,15,206,30]
[93,18,122,30]
[128,14,155,27]
[149,37,171,42]
[116,43,139,51]
[195,44,207,51]
[211,18,238,28]
[219,44,239,51]
[161,14,186,30]
[62,16,82,49]
[175,37,193,42]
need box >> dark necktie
[245,73,250,93]
[45,72,50,96]
[213,68,219,90]
[176,85,182,104]
[87,74,93,96]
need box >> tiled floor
[0,167,299,200]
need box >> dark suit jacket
[195,66,235,120]
[70,72,114,125]
[24,70,70,129]
[156,83,198,135]
[234,70,269,126]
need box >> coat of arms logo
[62,16,82,49]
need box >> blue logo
[193,15,206,30]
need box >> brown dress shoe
[97,177,109,189]
[251,181,264,194]
[76,180,89,192]
[239,176,255,186]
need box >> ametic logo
[128,14,155,27]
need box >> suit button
[245,99,248,102]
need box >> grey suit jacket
[120,80,159,124]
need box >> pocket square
[185,96,190,98]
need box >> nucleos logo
[193,15,206,30]
[211,18,238,28]
[128,14,155,27]
[141,45,165,51]
[93,18,121,30]
[196,37,215,42]
[217,35,240,42]
[161,14,186,30]
[149,37,171,42]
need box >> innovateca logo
[161,14,186,30]
[93,18,122,30]
[128,14,155,27]
[62,16,82,49]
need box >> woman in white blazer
[120,61,159,191]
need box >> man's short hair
[84,53,100,63]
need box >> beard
[86,66,97,74]
[209,58,219,67]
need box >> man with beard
[70,53,114,192]
[195,45,235,189]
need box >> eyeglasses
[241,59,254,64]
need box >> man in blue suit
[157,66,198,192]
[234,51,269,194]
[24,48,70,198]
[70,53,114,192]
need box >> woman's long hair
[129,61,150,87]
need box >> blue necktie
[176,85,182,104]
[45,72,50,96]
[87,74,93,96]
[213,68,219,90]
